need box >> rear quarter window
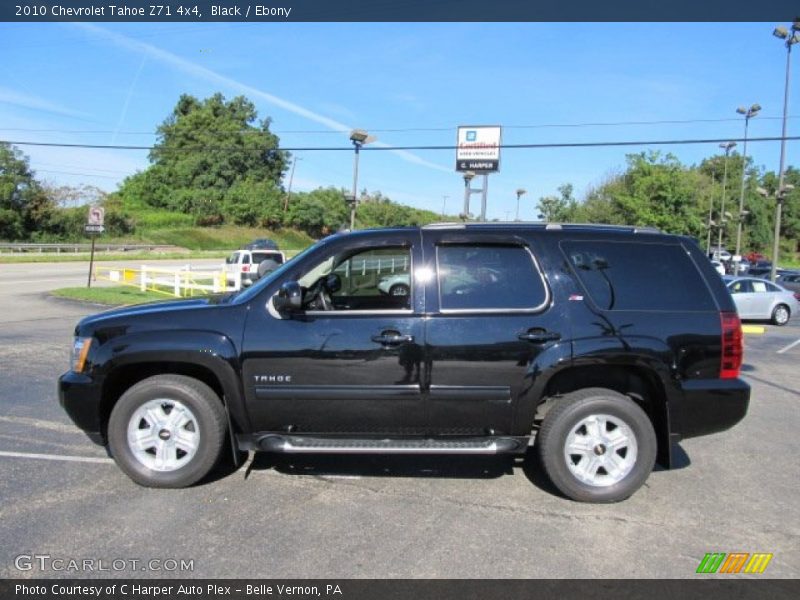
[561,240,716,312]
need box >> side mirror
[273,281,302,312]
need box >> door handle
[518,329,561,343]
[371,332,414,346]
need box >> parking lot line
[777,338,800,354]
[0,450,113,464]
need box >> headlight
[71,337,93,373]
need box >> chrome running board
[257,435,521,455]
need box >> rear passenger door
[421,230,566,436]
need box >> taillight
[242,265,250,272]
[794,292,800,302]
[720,311,743,379]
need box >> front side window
[299,246,412,311]
[436,244,547,311]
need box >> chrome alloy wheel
[563,413,638,487]
[127,398,200,472]
[774,305,789,325]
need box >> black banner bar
[1,579,798,600]
[1,1,799,22]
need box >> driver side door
[241,231,427,435]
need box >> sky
[1,22,799,220]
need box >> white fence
[96,264,240,297]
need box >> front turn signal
[71,337,93,373]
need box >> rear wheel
[536,388,656,503]
[772,304,790,326]
[108,375,227,488]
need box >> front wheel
[108,375,227,488]
[772,304,790,326]
[536,388,656,503]
[389,283,410,297]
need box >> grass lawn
[51,286,172,306]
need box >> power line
[4,135,800,153]
[1,115,797,136]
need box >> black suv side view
[59,224,749,502]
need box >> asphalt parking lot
[0,261,798,579]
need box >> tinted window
[252,252,284,265]
[728,280,752,294]
[562,241,715,311]
[436,245,547,311]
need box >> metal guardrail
[0,243,180,254]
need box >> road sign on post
[456,126,502,172]
[87,205,105,226]
[85,205,105,288]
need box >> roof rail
[422,222,662,234]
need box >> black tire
[535,388,656,503]
[108,375,227,488]
[389,283,410,297]
[771,304,790,326]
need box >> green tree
[537,183,579,222]
[0,143,56,240]
[117,93,288,222]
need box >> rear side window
[436,244,547,311]
[562,240,716,312]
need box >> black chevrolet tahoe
[59,223,749,502]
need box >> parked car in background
[377,273,411,297]
[734,258,750,275]
[710,260,726,276]
[747,260,774,278]
[710,248,732,262]
[724,276,800,325]
[225,249,286,287]
[776,272,800,292]
[244,238,279,251]
[745,251,767,264]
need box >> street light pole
[733,104,760,269]
[717,142,737,259]
[283,155,301,212]
[770,22,799,282]
[515,188,527,221]
[348,129,373,230]
[706,166,715,255]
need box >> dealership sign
[456,125,502,172]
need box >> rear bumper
[676,378,750,439]
[58,371,105,445]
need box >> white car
[377,273,411,296]
[724,276,800,326]
[710,260,725,276]
[224,249,285,287]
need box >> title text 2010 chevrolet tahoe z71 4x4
[59,223,749,502]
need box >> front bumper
[677,378,750,439]
[58,371,105,445]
